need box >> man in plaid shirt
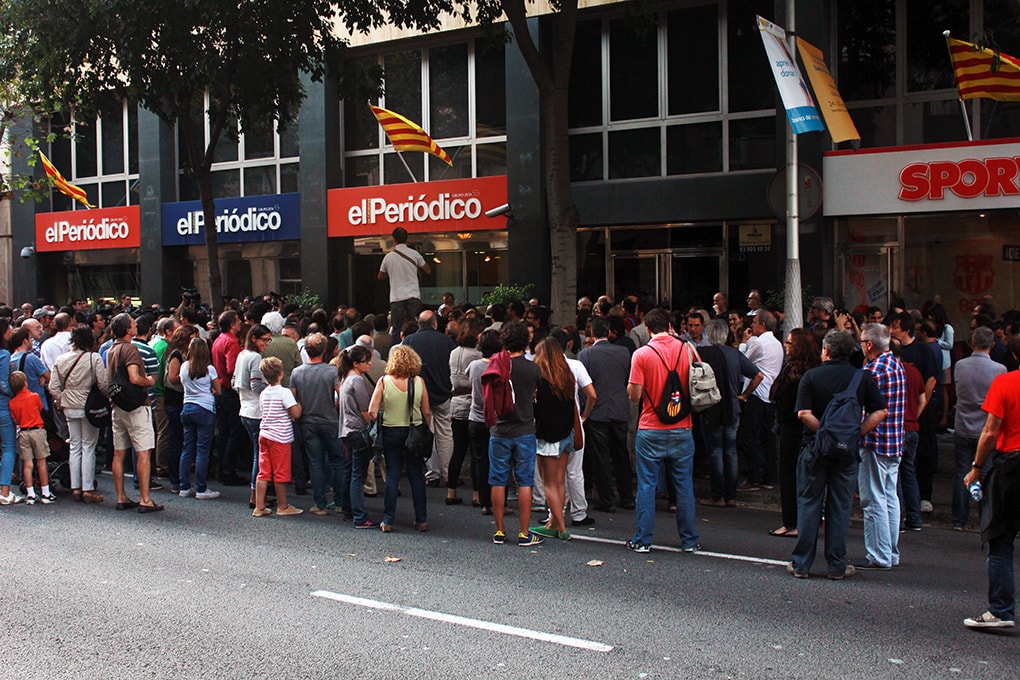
[857,323,907,570]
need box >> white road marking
[570,534,789,566]
[311,590,614,653]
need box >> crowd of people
[0,229,1017,630]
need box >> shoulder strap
[406,375,415,419]
[18,353,27,372]
[845,369,865,397]
[394,246,423,270]
[57,350,88,390]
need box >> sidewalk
[693,431,973,531]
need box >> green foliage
[478,283,534,307]
[764,285,815,313]
[285,288,322,312]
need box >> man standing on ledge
[962,336,1020,629]
[378,227,431,347]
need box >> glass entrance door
[839,246,896,312]
[612,254,660,303]
[611,251,722,310]
[670,252,722,311]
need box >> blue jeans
[988,534,1016,621]
[792,443,858,576]
[301,421,345,512]
[898,430,921,529]
[346,433,372,522]
[858,448,900,568]
[241,417,261,488]
[164,400,183,487]
[381,426,427,525]
[0,405,15,487]
[180,404,216,492]
[631,428,699,549]
[707,418,739,501]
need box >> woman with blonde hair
[368,344,432,532]
[529,337,577,540]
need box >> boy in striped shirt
[253,357,303,517]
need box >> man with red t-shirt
[211,310,246,485]
[625,308,698,554]
[963,336,1020,629]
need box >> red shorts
[257,436,292,483]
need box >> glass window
[244,124,275,160]
[128,107,139,175]
[429,43,469,139]
[280,119,300,158]
[987,0,1020,53]
[846,104,896,148]
[609,127,660,179]
[212,169,240,198]
[384,50,422,122]
[102,109,124,175]
[570,132,603,182]
[281,163,299,194]
[213,128,239,163]
[727,0,777,112]
[907,0,967,92]
[475,38,506,137]
[609,18,658,121]
[476,142,507,177]
[729,117,775,171]
[668,5,719,115]
[101,180,126,208]
[179,174,199,201]
[243,166,276,195]
[384,152,422,185]
[429,145,471,181]
[903,100,969,145]
[837,0,895,101]
[569,19,603,128]
[667,122,723,175]
[577,229,606,300]
[75,124,97,178]
[345,156,378,187]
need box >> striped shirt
[259,384,297,443]
[862,351,906,457]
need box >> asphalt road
[1,478,1015,679]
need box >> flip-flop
[115,500,139,511]
[138,503,164,514]
[769,527,792,537]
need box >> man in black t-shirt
[789,330,887,580]
[889,312,939,511]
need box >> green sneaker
[529,525,558,538]
[557,530,572,541]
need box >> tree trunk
[195,170,223,311]
[542,84,578,326]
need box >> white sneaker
[919,500,934,513]
[964,611,1015,628]
[195,489,221,500]
[179,488,195,498]
[0,492,25,505]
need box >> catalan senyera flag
[38,150,95,208]
[947,36,1020,102]
[370,105,452,166]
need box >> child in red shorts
[254,357,302,517]
[8,371,55,504]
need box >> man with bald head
[21,318,44,357]
[403,310,456,485]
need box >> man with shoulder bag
[106,313,162,513]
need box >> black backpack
[644,344,689,425]
[811,369,865,463]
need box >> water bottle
[969,480,983,502]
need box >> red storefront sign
[35,206,141,252]
[327,176,507,237]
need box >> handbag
[403,376,434,464]
[686,342,722,413]
[107,343,148,412]
[84,353,112,428]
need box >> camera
[20,246,35,258]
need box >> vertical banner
[797,37,861,144]
[756,16,824,135]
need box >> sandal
[72,489,83,503]
[82,490,105,504]
[769,526,797,537]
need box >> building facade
[7,0,1020,335]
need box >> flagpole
[944,31,974,141]
[783,0,803,335]
[395,149,418,183]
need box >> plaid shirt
[863,350,906,457]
